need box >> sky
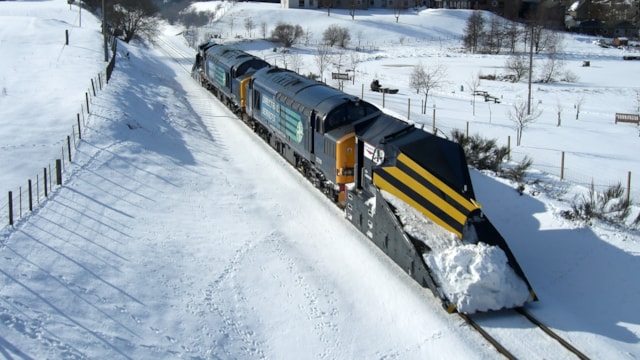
[0,0,639,359]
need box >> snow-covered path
[0,28,493,359]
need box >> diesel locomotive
[193,42,537,313]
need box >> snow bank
[382,191,530,313]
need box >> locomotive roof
[205,45,265,69]
[253,67,365,117]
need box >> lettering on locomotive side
[260,94,278,123]
[262,96,277,112]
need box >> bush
[451,130,509,172]
[270,22,303,48]
[322,24,350,48]
[502,156,533,183]
[562,182,632,224]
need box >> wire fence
[1,37,117,230]
[356,88,640,204]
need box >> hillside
[0,1,639,359]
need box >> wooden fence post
[8,191,13,226]
[28,179,33,212]
[44,167,48,198]
[507,136,511,161]
[407,98,411,121]
[65,30,69,45]
[56,159,62,186]
[91,79,96,97]
[627,171,631,203]
[432,107,436,134]
[382,91,386,108]
[560,151,565,180]
[77,115,82,140]
[67,136,72,162]
[85,92,89,113]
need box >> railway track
[157,37,590,360]
[460,308,590,360]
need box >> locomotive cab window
[325,101,378,132]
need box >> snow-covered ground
[0,1,639,358]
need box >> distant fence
[351,86,640,203]
[2,37,117,229]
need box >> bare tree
[393,2,403,23]
[314,44,332,80]
[110,0,159,43]
[504,20,521,54]
[349,0,356,20]
[505,53,529,82]
[463,10,485,53]
[304,27,312,46]
[508,99,542,146]
[229,14,235,38]
[260,21,268,39]
[271,22,304,47]
[556,97,563,126]
[483,16,505,54]
[333,48,346,73]
[323,24,350,48]
[289,53,304,73]
[349,51,361,84]
[575,96,584,120]
[466,72,481,116]
[537,30,565,83]
[539,53,564,83]
[410,62,448,112]
[244,17,255,38]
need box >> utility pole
[102,0,108,62]
[527,23,534,115]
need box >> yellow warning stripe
[374,174,462,237]
[398,153,481,213]
[382,166,469,226]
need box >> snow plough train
[192,42,537,314]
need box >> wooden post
[28,179,33,211]
[67,136,72,162]
[77,115,82,140]
[382,91,386,108]
[466,121,469,138]
[560,151,565,180]
[98,73,102,90]
[432,107,436,134]
[361,83,364,99]
[91,79,96,97]
[85,92,90,113]
[507,136,511,161]
[65,30,69,45]
[627,171,631,203]
[56,159,62,186]
[44,167,48,198]
[407,98,411,121]
[8,191,13,226]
